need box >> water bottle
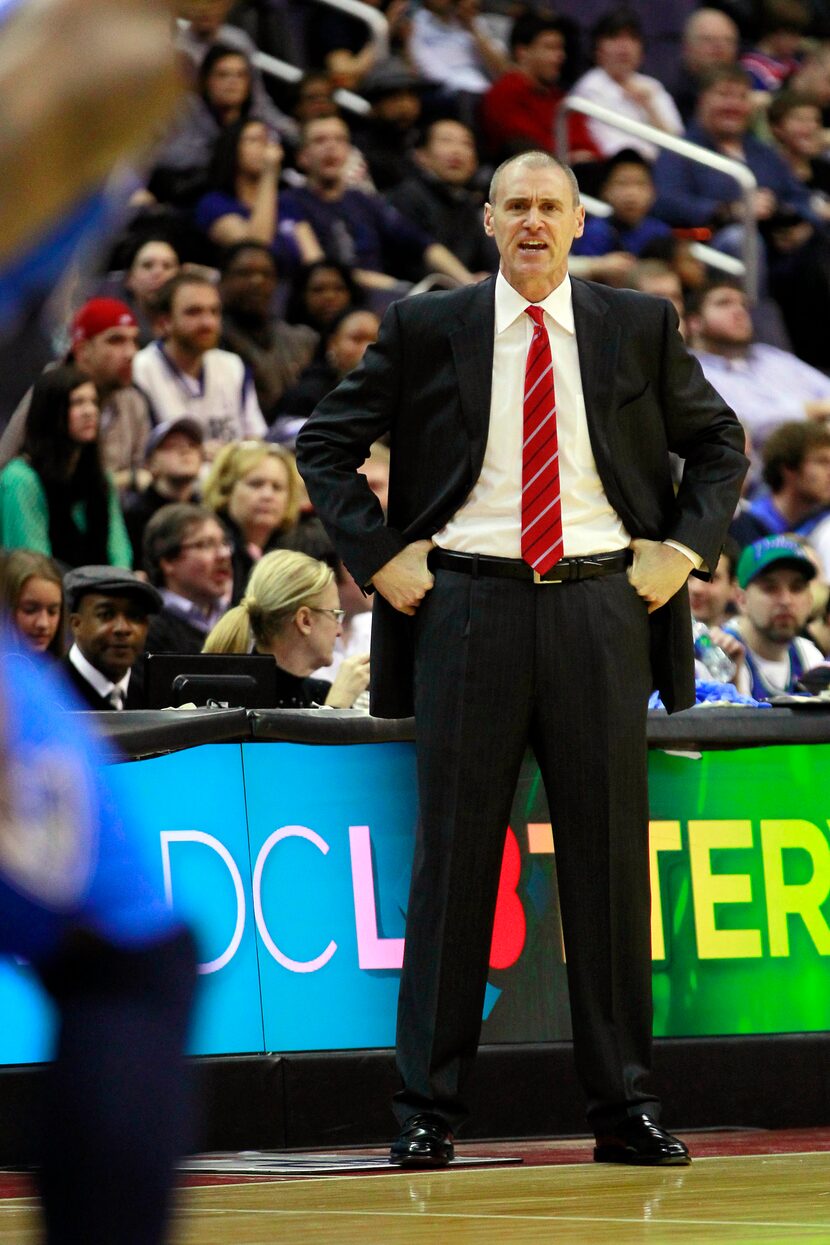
[692,619,736,683]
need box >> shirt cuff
[664,539,703,571]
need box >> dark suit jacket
[61,655,146,710]
[296,276,748,716]
[145,608,206,656]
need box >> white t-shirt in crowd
[133,341,266,443]
[569,67,683,161]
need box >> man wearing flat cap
[62,566,162,710]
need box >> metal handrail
[175,15,374,117]
[288,0,388,109]
[580,193,747,277]
[252,50,370,116]
[559,96,758,300]
[308,0,389,55]
[251,0,385,116]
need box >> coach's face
[484,162,584,301]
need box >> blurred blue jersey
[0,652,179,962]
[0,0,126,334]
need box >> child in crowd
[571,148,673,260]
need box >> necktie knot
[525,304,546,330]
[108,688,124,711]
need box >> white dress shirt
[436,272,702,570]
[436,271,631,558]
[68,643,131,708]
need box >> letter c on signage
[253,826,337,973]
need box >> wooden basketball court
[3,1132,830,1243]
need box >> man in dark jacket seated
[387,118,499,276]
[143,503,233,655]
[122,416,205,558]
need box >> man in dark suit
[62,566,162,710]
[296,152,748,1168]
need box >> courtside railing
[558,96,758,300]
[252,0,387,117]
[581,193,748,278]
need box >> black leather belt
[430,547,632,583]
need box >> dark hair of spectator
[685,276,745,317]
[768,88,821,127]
[206,117,266,197]
[592,6,643,47]
[22,364,111,566]
[509,11,569,55]
[291,70,335,114]
[0,549,65,657]
[759,0,810,37]
[601,146,653,185]
[418,116,479,156]
[123,232,180,270]
[103,230,180,277]
[143,503,220,586]
[720,534,741,580]
[762,421,830,491]
[697,63,752,94]
[152,272,218,319]
[283,260,364,330]
[322,305,374,346]
[24,365,97,483]
[198,43,254,119]
[219,240,276,275]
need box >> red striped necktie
[521,305,562,575]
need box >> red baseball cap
[71,298,138,346]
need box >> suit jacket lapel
[572,277,618,449]
[571,278,641,533]
[449,277,495,477]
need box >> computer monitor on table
[144,653,278,709]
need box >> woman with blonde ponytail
[203,548,370,708]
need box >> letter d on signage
[161,830,246,975]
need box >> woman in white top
[570,8,683,162]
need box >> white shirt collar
[68,643,131,702]
[494,269,575,336]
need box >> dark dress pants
[393,564,658,1133]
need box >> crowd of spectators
[5,0,830,706]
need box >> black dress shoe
[594,1113,690,1166]
[389,1113,455,1167]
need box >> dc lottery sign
[4,737,830,1066]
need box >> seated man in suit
[62,566,161,709]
